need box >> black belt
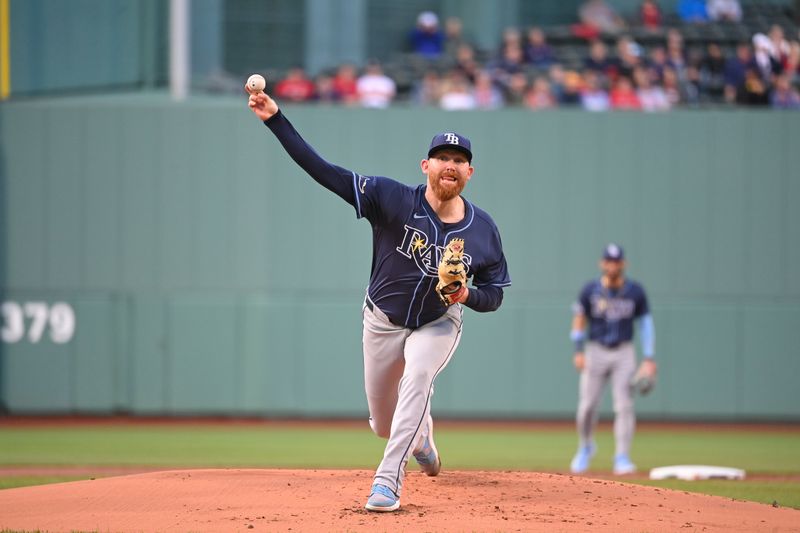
[365,296,374,312]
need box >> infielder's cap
[428,132,472,162]
[603,243,625,261]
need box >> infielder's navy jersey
[575,279,649,347]
[265,111,511,328]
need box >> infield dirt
[0,468,798,532]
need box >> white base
[649,465,746,481]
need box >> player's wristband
[570,329,586,352]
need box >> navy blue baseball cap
[428,132,472,162]
[603,243,625,261]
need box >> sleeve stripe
[352,172,363,218]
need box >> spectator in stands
[332,64,359,105]
[698,42,727,100]
[724,42,757,103]
[524,27,557,67]
[615,35,644,80]
[314,73,339,104]
[444,17,468,60]
[274,67,316,102]
[634,66,671,111]
[739,67,770,105]
[548,63,567,102]
[411,69,443,106]
[504,72,529,106]
[578,0,626,36]
[639,0,663,31]
[609,76,642,109]
[581,69,611,111]
[770,73,800,108]
[356,62,397,108]
[409,11,444,59]
[560,70,584,105]
[787,41,800,82]
[452,43,481,83]
[488,41,527,94]
[677,0,709,24]
[662,67,684,105]
[439,71,477,110]
[648,46,669,83]
[473,70,505,109]
[584,39,615,80]
[666,29,700,103]
[753,25,791,80]
[524,77,559,109]
[707,0,742,23]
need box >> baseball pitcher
[569,243,656,475]
[246,82,511,511]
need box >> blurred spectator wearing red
[610,76,642,109]
[639,0,663,31]
[274,67,316,102]
[332,64,359,105]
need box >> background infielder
[569,243,656,475]
[246,81,510,512]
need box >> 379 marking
[1,301,76,344]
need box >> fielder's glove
[436,238,467,306]
[631,364,656,396]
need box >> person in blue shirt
[569,243,656,475]
[246,81,510,512]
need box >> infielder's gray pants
[577,342,636,457]
[362,298,462,495]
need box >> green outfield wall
[1,95,798,420]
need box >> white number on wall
[1,301,76,344]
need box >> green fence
[1,95,798,419]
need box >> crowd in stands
[266,0,800,111]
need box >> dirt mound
[0,469,797,532]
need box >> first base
[649,465,746,481]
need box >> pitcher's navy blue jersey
[265,110,510,328]
[575,279,649,347]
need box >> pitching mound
[0,469,797,532]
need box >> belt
[365,296,374,312]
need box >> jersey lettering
[396,225,472,278]
[590,295,636,321]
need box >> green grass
[1,423,799,508]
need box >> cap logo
[444,133,459,145]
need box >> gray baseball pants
[362,297,462,496]
[577,341,637,456]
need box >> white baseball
[247,74,266,92]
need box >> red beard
[429,172,466,201]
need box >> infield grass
[1,421,798,509]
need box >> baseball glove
[436,238,467,306]
[630,364,656,396]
